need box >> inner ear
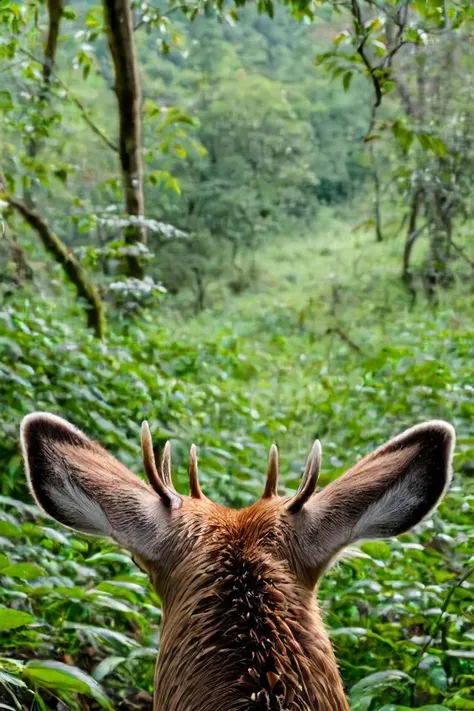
[294,420,455,574]
[20,412,172,559]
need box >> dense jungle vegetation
[0,0,473,709]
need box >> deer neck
[152,542,350,711]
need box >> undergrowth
[1,220,473,710]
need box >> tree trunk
[11,236,33,285]
[192,267,206,314]
[43,0,63,88]
[25,0,64,207]
[402,189,423,299]
[103,0,146,279]
[7,196,106,339]
[371,144,383,242]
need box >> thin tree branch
[19,48,119,154]
[53,77,119,153]
[23,0,64,206]
[134,3,192,31]
[450,239,474,269]
[351,0,383,113]
[325,327,365,355]
[1,182,106,339]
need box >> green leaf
[446,649,474,659]
[333,31,350,47]
[392,121,414,153]
[366,17,382,31]
[62,7,77,20]
[0,522,20,538]
[404,27,425,45]
[360,541,392,560]
[64,622,140,648]
[430,136,447,157]
[92,656,126,682]
[429,664,448,691]
[1,563,46,580]
[382,80,396,94]
[0,670,26,689]
[0,607,35,630]
[350,670,413,697]
[379,707,450,711]
[173,144,188,159]
[157,107,196,133]
[342,70,353,91]
[24,661,111,708]
[417,132,433,151]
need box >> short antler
[189,444,205,499]
[141,422,181,509]
[287,439,321,512]
[262,444,279,498]
[161,440,174,489]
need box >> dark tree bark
[370,144,384,242]
[25,0,64,207]
[9,0,106,337]
[11,237,33,285]
[7,196,106,339]
[43,0,63,88]
[402,188,425,300]
[103,0,146,279]
[192,266,206,314]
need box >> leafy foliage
[0,1,473,710]
[1,222,474,708]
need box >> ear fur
[294,421,455,571]
[21,412,171,558]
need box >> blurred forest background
[0,0,473,709]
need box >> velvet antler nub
[141,423,181,509]
[287,439,321,512]
[189,443,205,499]
[262,444,279,499]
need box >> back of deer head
[21,414,454,711]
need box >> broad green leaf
[24,661,111,708]
[379,707,450,711]
[0,522,21,538]
[0,607,35,630]
[350,670,413,697]
[392,121,414,153]
[417,132,433,151]
[1,563,45,580]
[0,90,12,112]
[92,656,126,681]
[430,136,447,157]
[0,670,26,689]
[64,622,140,648]
[342,71,353,91]
[360,541,391,560]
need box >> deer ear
[20,413,172,558]
[297,421,455,571]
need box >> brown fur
[149,499,349,711]
[21,413,455,711]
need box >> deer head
[21,413,455,711]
